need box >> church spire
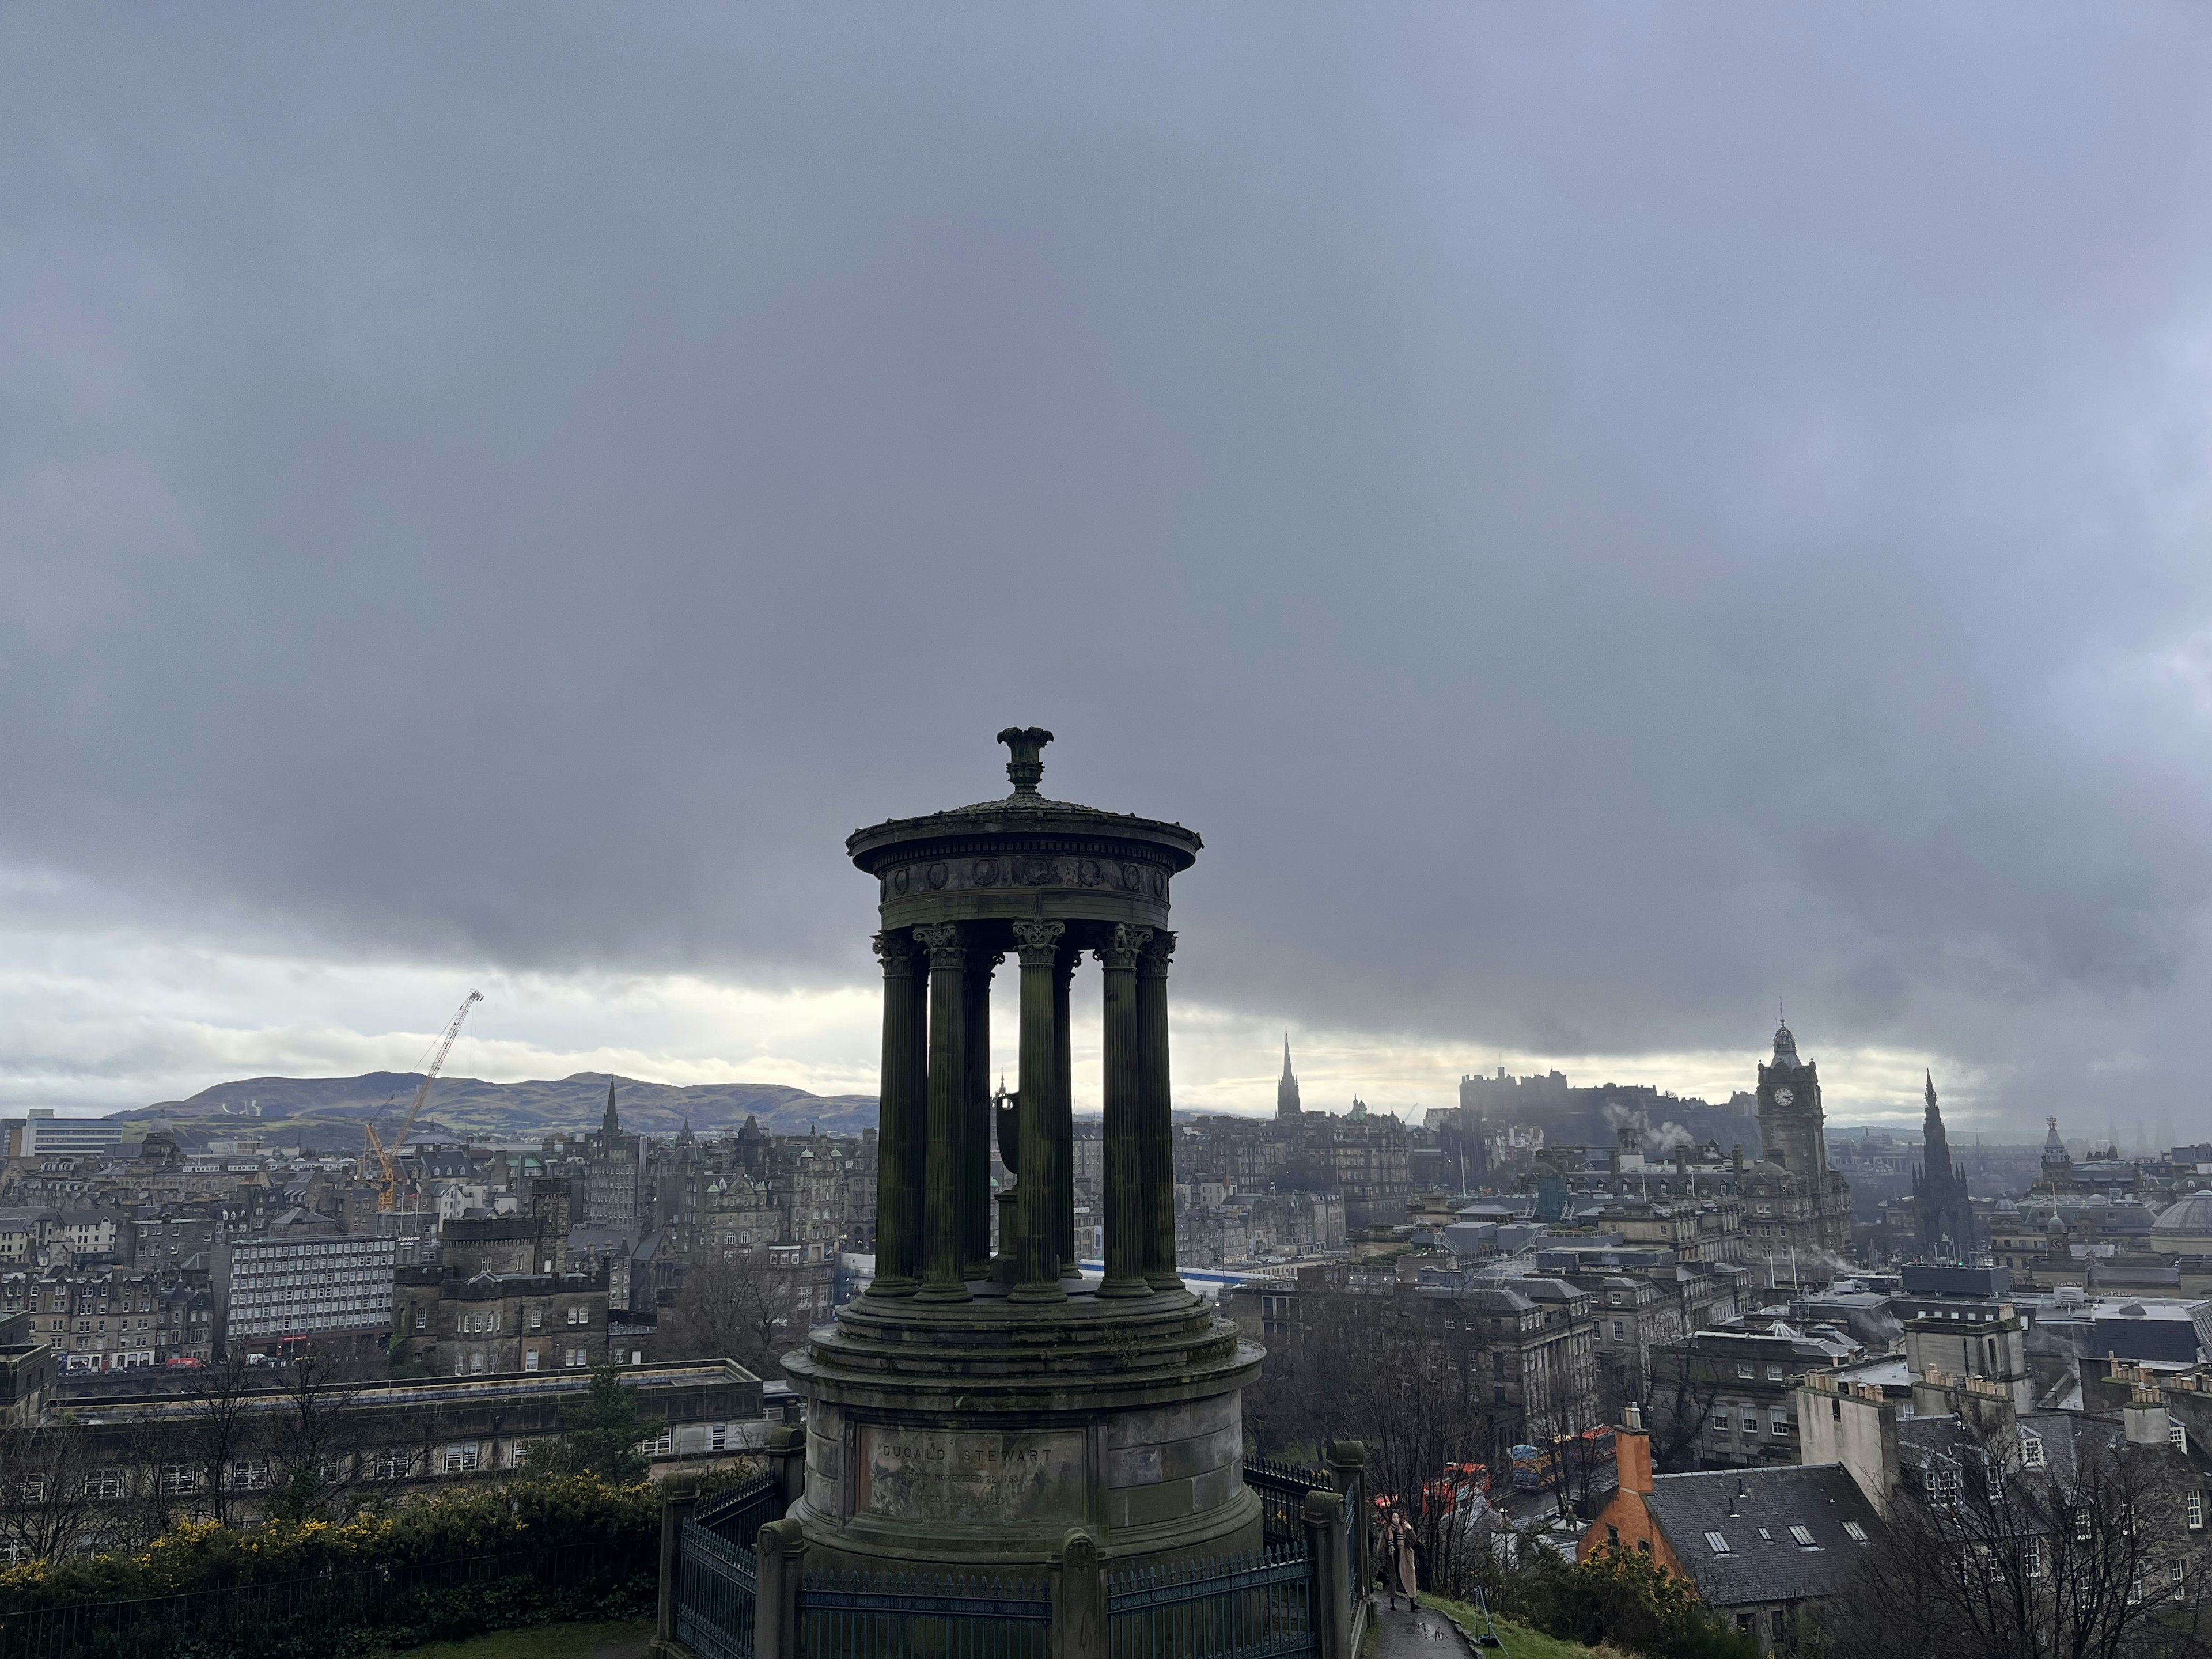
[1276,1035,1302,1119]
[602,1076,620,1140]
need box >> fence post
[1051,1528,1107,1659]
[767,1423,807,1515]
[1329,1440,1369,1635]
[655,1475,702,1654]
[755,1517,809,1659]
[1304,1487,1350,1659]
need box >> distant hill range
[114,1073,879,1149]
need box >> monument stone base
[783,1283,1263,1576]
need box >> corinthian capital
[912,922,966,967]
[1096,923,1153,971]
[872,930,922,974]
[1010,919,1066,964]
[1138,929,1177,975]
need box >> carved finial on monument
[997,726,1054,799]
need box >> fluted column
[961,942,1001,1279]
[1054,940,1080,1278]
[1010,921,1067,1302]
[867,930,926,1297]
[915,923,969,1302]
[1097,923,1152,1298]
[1137,929,1181,1291]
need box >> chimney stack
[1615,1404,1654,1496]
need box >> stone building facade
[392,1262,611,1376]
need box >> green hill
[116,1072,877,1149]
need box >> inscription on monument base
[859,1425,1086,1524]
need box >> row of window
[450,1346,592,1374]
[440,1305,593,1335]
[1704,1521,1865,1556]
[1713,1408,1791,1438]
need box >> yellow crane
[363,991,483,1213]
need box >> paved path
[1368,1599,1475,1659]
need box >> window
[160,1465,199,1494]
[1831,1397,1842,1422]
[1987,1467,2004,1499]
[442,1444,479,1474]
[412,1306,426,1331]
[374,1452,413,1480]
[567,1305,589,1325]
[2174,1562,2188,1601]
[2021,1431,2044,1469]
[1737,1363,1754,1380]
[2076,1508,2094,1543]
[1766,1364,1783,1381]
[1743,1414,1759,1434]
[524,1350,540,1372]
[567,1346,587,1367]
[1789,1525,1817,1549]
[2129,1567,2145,1605]
[710,1425,728,1452]
[1843,1521,1869,1545]
[529,1308,543,1330]
[1607,1525,1620,1547]
[651,1427,674,1456]
[2173,1422,2189,1453]
[1704,1532,1732,1556]
[1612,1321,1624,1339]
[2190,1492,2205,1532]
[1771,1410,1789,1436]
[2024,1537,2043,1578]
[84,1468,122,1500]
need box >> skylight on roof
[1789,1525,1818,1548]
[1843,1521,1869,1544]
[1705,1531,1732,1555]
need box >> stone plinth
[784,1285,1262,1574]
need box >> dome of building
[2152,1191,2212,1236]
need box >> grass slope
[1421,1596,1625,1659]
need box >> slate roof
[1642,1464,1884,1608]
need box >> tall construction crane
[363,990,483,1213]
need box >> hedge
[0,1475,663,1659]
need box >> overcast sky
[5,5,2212,1136]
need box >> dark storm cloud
[5,4,2212,1123]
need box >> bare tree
[661,1255,808,1380]
[1243,1278,1503,1599]
[108,1420,192,1550]
[267,1343,369,1519]
[1821,1412,2211,1659]
[179,1351,273,1525]
[1635,1350,1721,1475]
[0,1416,104,1562]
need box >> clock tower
[1756,1018,1827,1176]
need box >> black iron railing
[1241,1457,1331,1546]
[702,1471,785,1547]
[679,1521,762,1659]
[797,1567,1051,1659]
[1107,1541,1317,1659]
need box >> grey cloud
[5,4,2212,1127]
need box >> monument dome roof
[2153,1192,2212,1235]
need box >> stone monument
[783,729,1263,1575]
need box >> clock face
[1773,1086,1796,1107]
